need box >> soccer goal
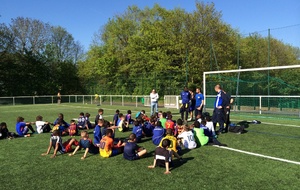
[164,95,180,109]
[203,65,300,116]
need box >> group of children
[0,108,227,174]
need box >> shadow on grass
[247,130,300,139]
[144,150,155,158]
[178,148,191,156]
[140,137,152,143]
[171,157,194,171]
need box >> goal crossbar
[203,64,300,106]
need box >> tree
[0,17,84,96]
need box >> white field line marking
[262,122,300,128]
[213,145,300,165]
[1,107,74,113]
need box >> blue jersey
[113,114,119,126]
[214,90,229,108]
[93,125,102,145]
[200,124,212,137]
[53,118,70,128]
[195,93,204,107]
[133,125,143,139]
[116,119,121,126]
[152,127,165,146]
[85,117,92,128]
[16,122,26,136]
[80,138,99,154]
[181,90,191,104]
[143,123,154,137]
[78,116,86,127]
[123,141,139,160]
[215,91,223,108]
[79,138,92,149]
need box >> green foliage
[1,3,299,96]
[0,17,84,96]
[80,2,299,96]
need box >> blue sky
[1,0,299,50]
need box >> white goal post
[203,64,300,111]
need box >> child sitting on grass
[152,121,165,146]
[15,116,36,137]
[52,120,68,135]
[85,113,92,129]
[0,122,16,139]
[41,130,78,158]
[118,114,129,132]
[126,110,134,124]
[94,108,104,124]
[113,110,120,126]
[94,119,103,147]
[123,133,147,161]
[68,120,78,137]
[53,113,69,128]
[140,110,150,122]
[132,120,144,143]
[78,112,89,130]
[159,129,183,161]
[165,115,175,133]
[175,119,184,136]
[69,131,99,160]
[143,118,155,137]
[99,129,124,158]
[177,125,197,149]
[199,120,227,147]
[148,139,172,174]
[205,116,216,137]
[35,115,52,134]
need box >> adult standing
[57,91,61,104]
[194,88,204,118]
[188,90,196,121]
[180,86,191,122]
[223,91,234,133]
[150,89,159,116]
[212,84,229,134]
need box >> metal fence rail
[1,95,299,117]
[0,95,151,107]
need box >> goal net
[203,65,300,116]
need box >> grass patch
[0,103,300,190]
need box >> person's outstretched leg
[27,124,35,133]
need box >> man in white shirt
[150,89,159,116]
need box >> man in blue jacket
[180,86,191,122]
[212,84,229,134]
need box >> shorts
[63,139,79,153]
[111,149,119,157]
[63,142,73,153]
[124,154,140,161]
[89,145,100,154]
[22,127,29,135]
[189,105,195,111]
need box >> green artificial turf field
[0,103,300,190]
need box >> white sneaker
[187,118,192,122]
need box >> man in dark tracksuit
[212,85,229,134]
